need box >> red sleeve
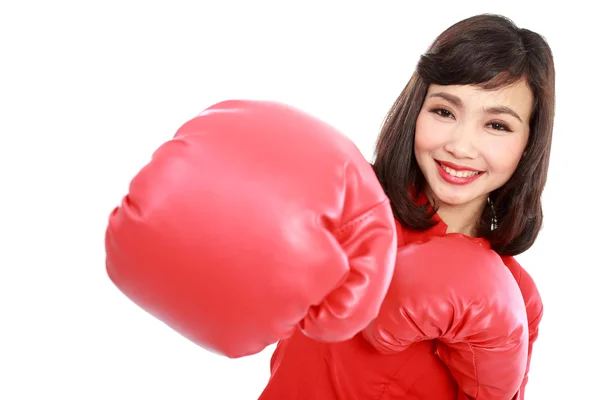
[501,256,544,399]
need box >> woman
[258,13,555,400]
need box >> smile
[435,161,484,185]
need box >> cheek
[414,112,446,154]
[483,137,526,175]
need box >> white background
[1,1,598,399]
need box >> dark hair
[372,14,555,256]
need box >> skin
[414,80,534,237]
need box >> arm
[513,308,543,399]
[502,257,544,400]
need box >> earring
[487,197,498,231]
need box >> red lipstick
[435,160,484,185]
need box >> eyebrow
[428,92,523,123]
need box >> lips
[435,160,484,185]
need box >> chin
[428,177,486,207]
[432,188,474,206]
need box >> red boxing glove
[105,100,397,358]
[363,234,528,399]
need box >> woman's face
[414,80,533,210]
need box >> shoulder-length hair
[372,14,556,256]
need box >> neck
[424,186,487,237]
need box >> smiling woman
[260,13,555,400]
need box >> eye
[429,107,455,119]
[487,122,512,132]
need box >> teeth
[441,164,480,178]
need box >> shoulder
[501,255,544,327]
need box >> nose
[444,124,478,160]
